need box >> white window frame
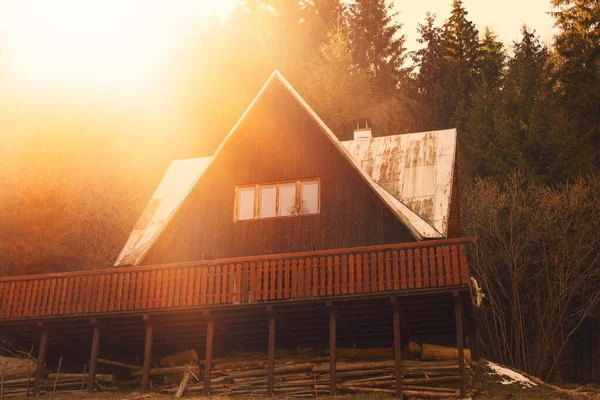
[234,178,320,221]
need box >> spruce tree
[300,23,373,139]
[461,28,505,179]
[348,0,406,96]
[411,13,446,130]
[478,28,505,87]
[441,0,480,129]
[551,0,600,164]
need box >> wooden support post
[267,307,276,397]
[141,316,153,393]
[454,292,466,398]
[328,304,337,396]
[203,317,214,396]
[391,298,402,399]
[33,323,48,397]
[87,321,101,392]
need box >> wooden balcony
[0,238,475,322]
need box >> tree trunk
[420,343,471,363]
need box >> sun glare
[0,0,238,93]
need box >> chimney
[353,118,372,140]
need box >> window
[301,180,319,214]
[237,186,255,220]
[259,185,277,218]
[279,183,296,216]
[235,179,320,220]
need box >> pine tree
[411,12,447,130]
[478,28,505,87]
[551,0,600,164]
[300,23,373,139]
[306,0,346,43]
[460,28,505,179]
[441,0,480,129]
[348,0,406,96]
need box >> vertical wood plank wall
[0,240,473,321]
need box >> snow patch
[485,360,537,387]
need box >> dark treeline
[1,0,599,382]
[181,0,598,183]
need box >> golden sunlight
[0,0,238,92]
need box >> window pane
[301,180,319,214]
[259,185,277,218]
[279,183,297,216]
[237,186,255,220]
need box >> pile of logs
[0,373,116,398]
[155,344,472,398]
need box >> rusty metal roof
[342,129,457,238]
[115,71,455,267]
[114,157,212,267]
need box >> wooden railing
[0,238,475,321]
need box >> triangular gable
[268,71,441,240]
[115,70,439,267]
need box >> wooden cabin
[0,71,476,398]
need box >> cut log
[420,343,471,363]
[226,362,314,379]
[313,360,394,372]
[1,378,35,387]
[160,349,199,367]
[47,373,115,383]
[97,358,142,371]
[335,348,394,360]
[408,341,422,356]
[174,371,191,398]
[131,365,200,378]
[336,385,395,394]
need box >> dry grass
[0,356,37,380]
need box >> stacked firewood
[157,345,473,398]
[0,373,116,397]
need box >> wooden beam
[391,299,402,399]
[87,322,101,392]
[329,306,337,396]
[203,318,214,396]
[267,308,276,397]
[453,292,466,398]
[141,316,153,393]
[33,323,48,397]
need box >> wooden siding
[142,79,415,265]
[0,239,474,321]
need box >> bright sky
[0,0,556,149]
[0,0,556,94]
[396,0,557,50]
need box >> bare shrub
[462,174,600,380]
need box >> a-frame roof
[115,70,451,267]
